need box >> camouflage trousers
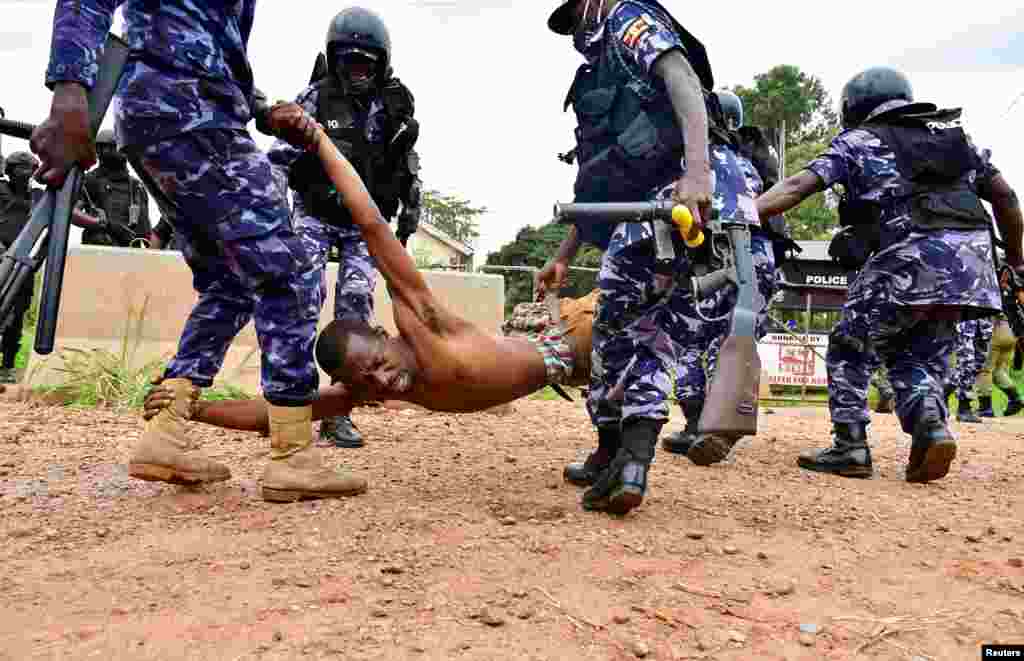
[671,233,777,404]
[294,213,377,324]
[828,304,957,433]
[978,318,1017,397]
[586,229,687,429]
[140,129,320,405]
[952,318,995,400]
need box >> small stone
[937,524,950,533]
[1004,535,1015,543]
[294,578,314,588]
[239,561,251,570]
[1009,558,1023,568]
[722,546,740,556]
[612,613,631,625]
[271,578,287,587]
[686,531,704,540]
[511,589,528,599]
[820,563,833,571]
[516,607,534,620]
[527,518,540,525]
[695,632,716,651]
[728,630,746,644]
[756,551,768,560]
[380,577,395,587]
[798,633,815,647]
[505,455,517,464]
[381,565,405,575]
[988,526,998,536]
[272,631,283,642]
[410,645,427,653]
[966,534,982,543]
[799,623,818,635]
[897,541,909,549]
[371,606,388,618]
[96,528,110,538]
[631,640,650,658]
[501,516,517,526]
[480,609,505,627]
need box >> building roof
[418,220,475,258]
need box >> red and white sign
[757,333,829,387]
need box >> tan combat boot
[128,378,231,484]
[261,403,368,502]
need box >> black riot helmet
[95,128,126,168]
[840,67,913,128]
[4,151,38,187]
[326,7,391,94]
[715,90,743,130]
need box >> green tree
[421,189,485,246]
[779,131,840,240]
[733,65,838,145]
[484,223,602,313]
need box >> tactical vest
[845,107,991,232]
[289,81,388,226]
[565,1,725,248]
[94,172,141,230]
[0,182,31,248]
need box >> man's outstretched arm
[143,385,356,432]
[314,125,444,329]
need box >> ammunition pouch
[908,186,991,231]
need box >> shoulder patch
[621,14,654,48]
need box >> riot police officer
[0,152,40,383]
[757,67,1023,483]
[78,129,151,248]
[268,7,422,449]
[536,0,759,514]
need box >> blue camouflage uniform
[569,1,759,433]
[809,100,1002,433]
[267,84,383,326]
[952,318,995,401]
[46,1,319,405]
[670,152,776,404]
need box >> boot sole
[563,465,602,487]
[129,463,230,486]
[582,485,644,514]
[687,435,740,466]
[796,459,873,479]
[661,438,693,455]
[906,440,957,483]
[261,485,367,503]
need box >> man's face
[338,331,415,398]
[337,52,377,93]
[7,164,32,188]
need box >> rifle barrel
[0,118,37,141]
[553,201,675,224]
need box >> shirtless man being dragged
[144,120,596,434]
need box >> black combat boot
[1003,387,1024,417]
[796,422,872,478]
[906,397,956,483]
[582,419,660,514]
[319,415,365,448]
[977,396,995,418]
[874,392,895,414]
[956,399,982,424]
[661,400,702,455]
[564,426,620,486]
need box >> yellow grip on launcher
[671,205,704,248]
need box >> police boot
[261,404,368,502]
[128,378,231,485]
[687,429,742,466]
[582,420,660,515]
[956,398,982,423]
[319,415,365,448]
[796,422,873,478]
[977,396,995,418]
[1002,387,1024,417]
[661,400,702,455]
[906,397,956,483]
[874,393,896,414]
[564,426,620,487]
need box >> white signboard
[757,333,829,387]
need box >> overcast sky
[1,1,1022,257]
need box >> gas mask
[335,49,379,96]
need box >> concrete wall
[26,245,504,393]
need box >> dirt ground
[1,397,1024,661]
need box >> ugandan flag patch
[622,14,653,48]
